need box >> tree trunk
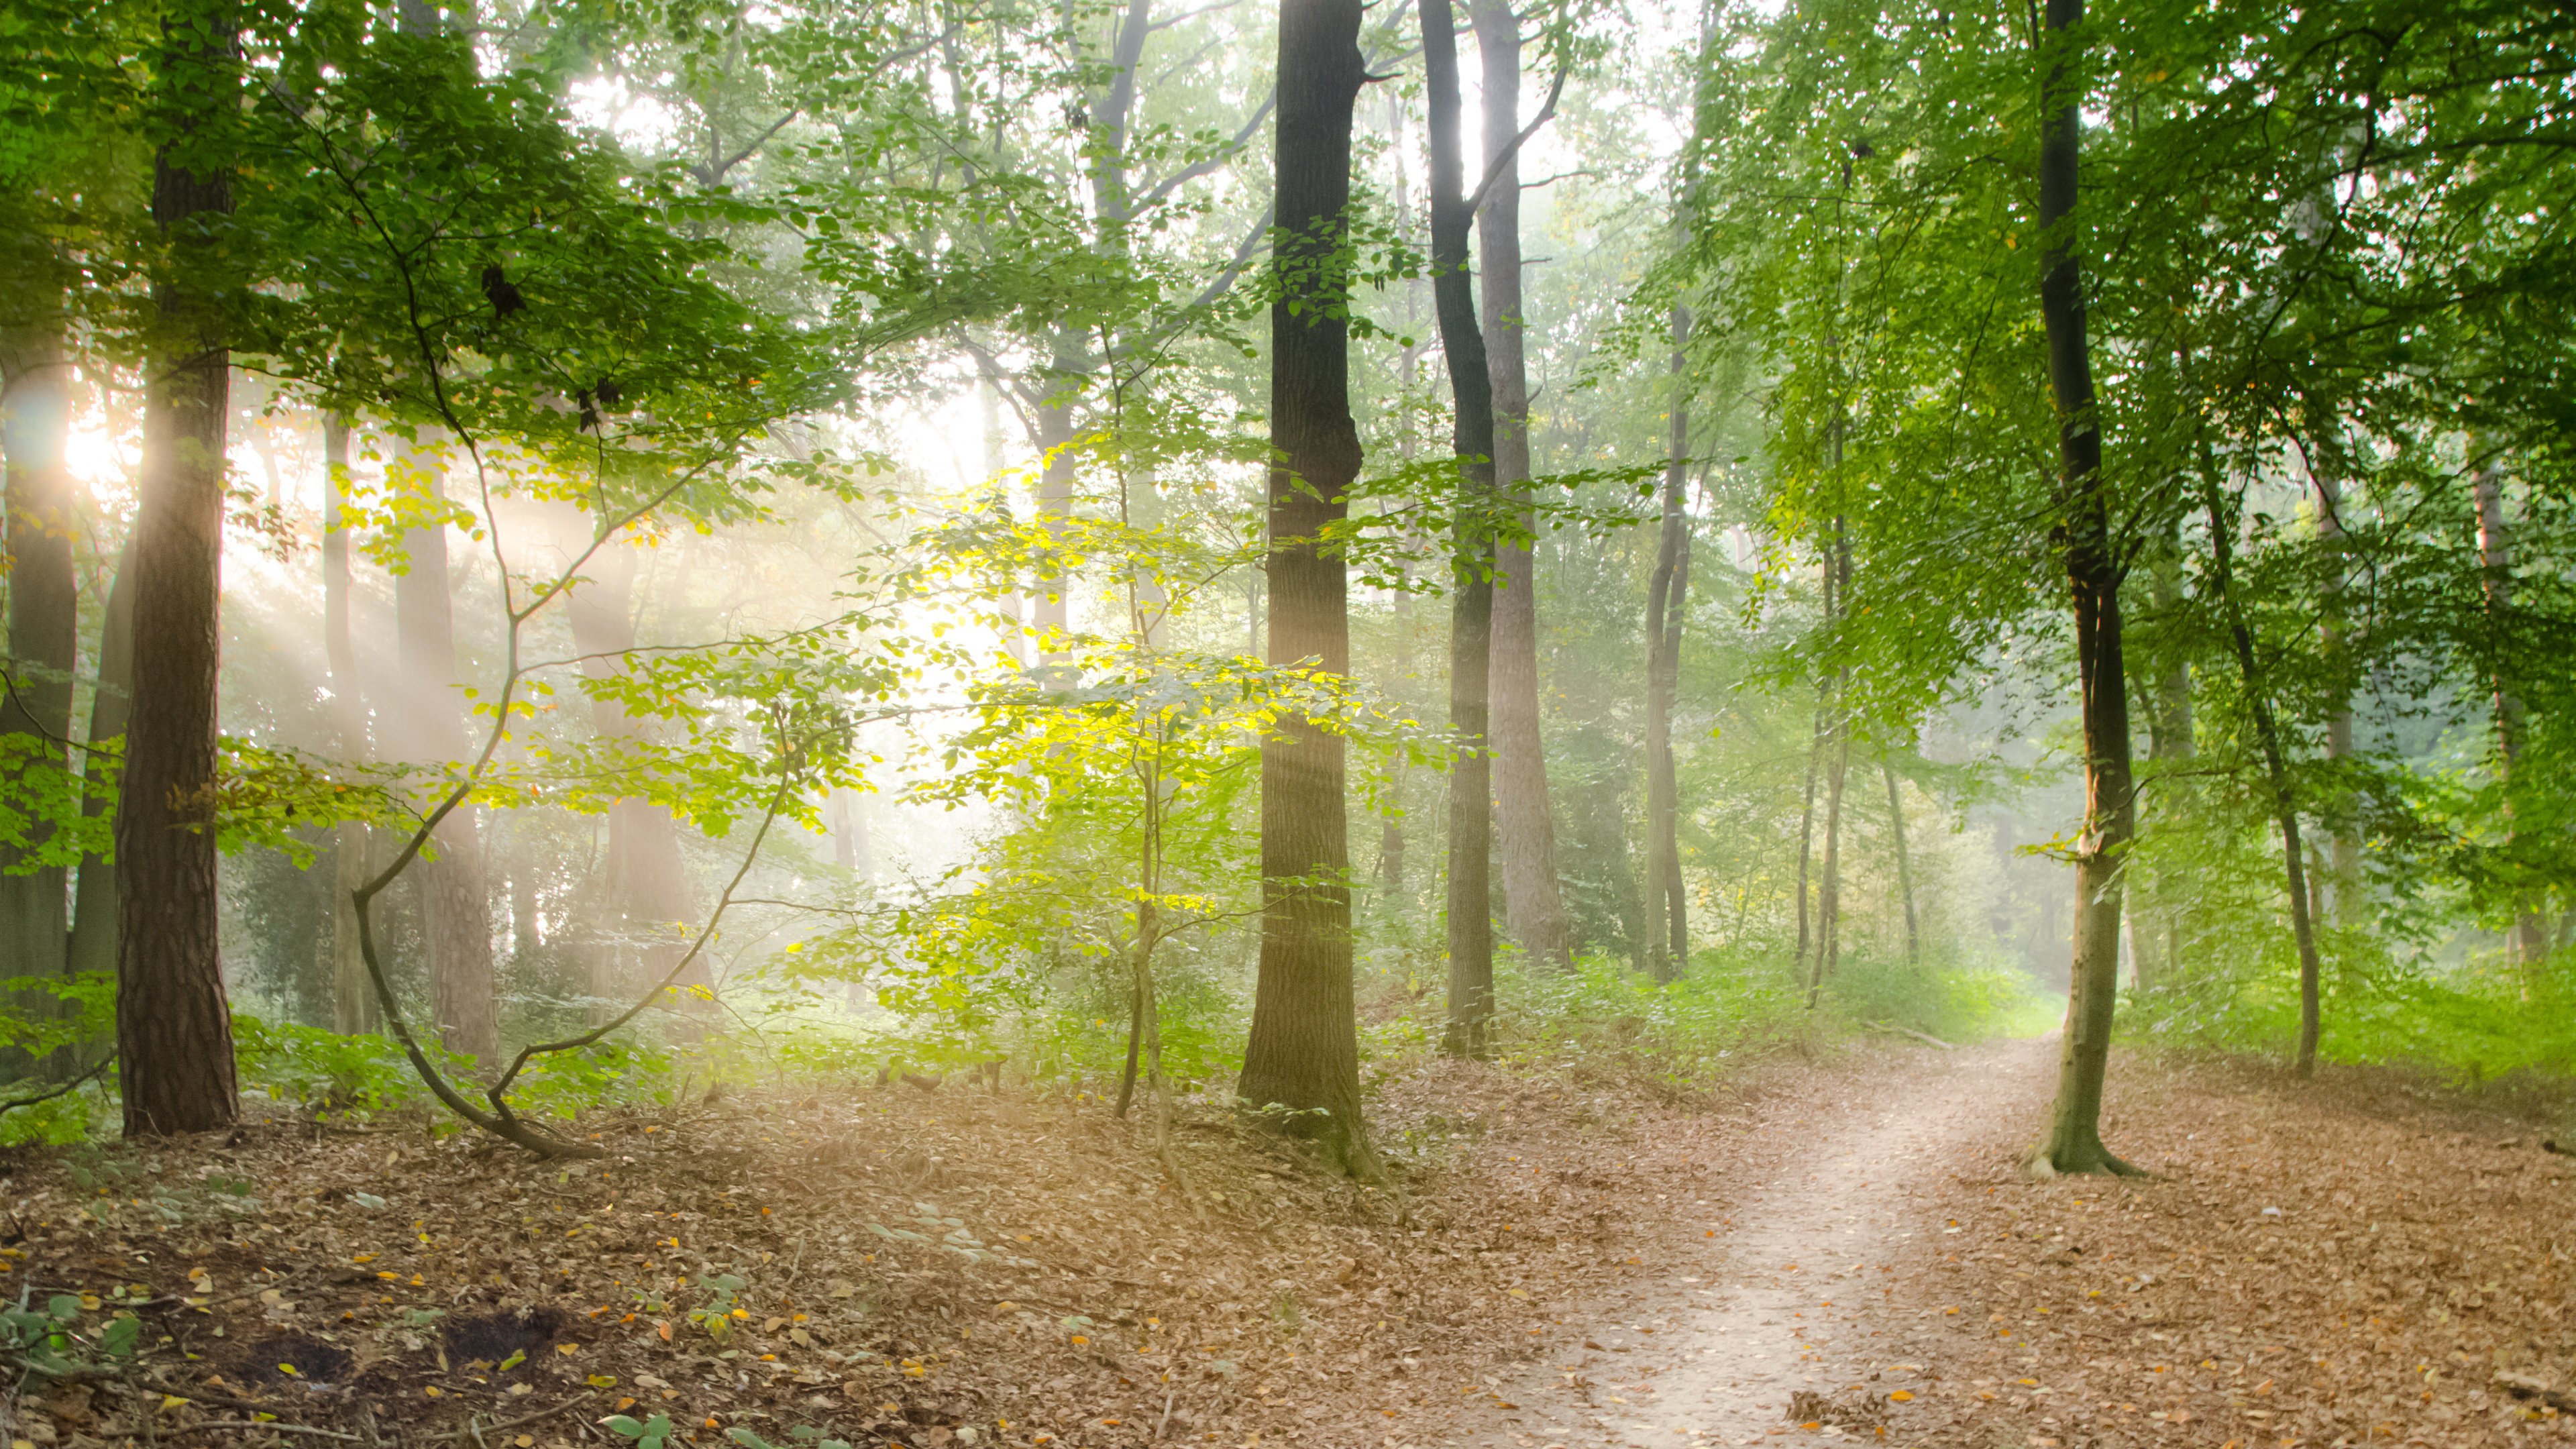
[2137,524,2192,991]
[1883,760,1918,965]
[2470,461,2547,976]
[2312,466,2359,933]
[2029,0,2137,1177]
[66,538,133,982]
[120,19,241,1134]
[1423,0,1499,1056]
[1642,309,1690,981]
[394,449,497,1063]
[1471,0,1572,975]
[2194,460,2325,1076]
[1809,527,1851,1004]
[323,416,376,1034]
[1795,542,1835,997]
[565,536,700,1010]
[1238,0,1375,1177]
[0,327,78,1049]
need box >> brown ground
[1,1038,2569,1449]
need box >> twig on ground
[1864,1020,1953,1051]
[176,1423,363,1441]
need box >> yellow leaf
[557,1342,579,1356]
[588,1375,617,1389]
[1888,1390,1914,1402]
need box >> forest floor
[2,1034,2573,1449]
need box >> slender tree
[0,327,78,1035]
[322,416,374,1034]
[2470,458,2547,975]
[1237,0,1375,1175]
[2028,0,2137,1176]
[119,0,241,1134]
[1421,0,1499,1055]
[66,541,131,981]
[1882,759,1918,964]
[1642,308,1691,981]
[1472,0,1573,973]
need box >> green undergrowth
[2127,946,2576,1091]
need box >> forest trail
[1458,1036,2056,1447]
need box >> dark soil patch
[234,1332,356,1387]
[443,1304,567,1366]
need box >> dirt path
[1458,1036,2056,1448]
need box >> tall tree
[2027,0,2136,1177]
[388,1,497,1065]
[1642,308,1691,980]
[2471,458,2546,975]
[394,448,498,1061]
[322,416,374,1034]
[1472,0,1573,973]
[564,533,699,1011]
[1422,0,1499,1055]
[119,0,240,1134]
[0,327,78,1034]
[1236,0,1375,1176]
[66,541,131,981]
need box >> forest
[2,0,2573,1444]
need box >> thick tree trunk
[1471,0,1572,975]
[1238,0,1375,1177]
[1422,0,1499,1055]
[323,416,376,1034]
[2470,462,2547,976]
[66,539,133,981]
[1642,310,1690,981]
[1,328,78,1041]
[2029,0,2137,1177]
[394,452,496,1062]
[120,32,241,1132]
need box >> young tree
[2027,0,2136,1177]
[1237,0,1376,1175]
[119,0,241,1134]
[1642,309,1691,980]
[322,417,374,1033]
[1472,0,1573,973]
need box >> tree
[1237,0,1376,1175]
[0,327,78,1030]
[2027,0,2136,1177]
[1421,0,1498,1056]
[1472,0,1573,974]
[1642,308,1691,981]
[119,0,241,1135]
[321,416,374,1034]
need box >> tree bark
[323,416,376,1034]
[394,449,497,1062]
[1,327,78,1040]
[1642,309,1690,981]
[66,539,133,982]
[1238,0,1375,1177]
[2029,0,2137,1176]
[119,15,240,1134]
[1422,0,1498,1055]
[1471,0,1572,975]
